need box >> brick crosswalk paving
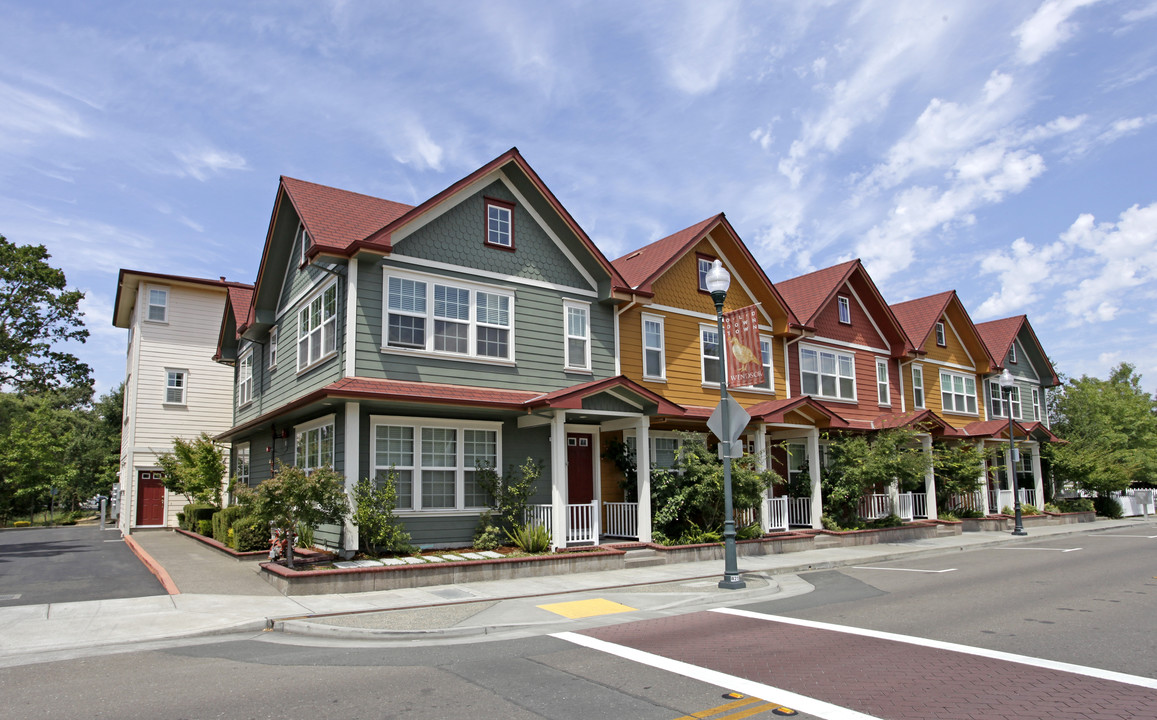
[578,610,1157,720]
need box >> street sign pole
[715,310,745,590]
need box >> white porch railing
[911,492,928,519]
[858,493,892,520]
[527,501,599,545]
[989,489,1001,513]
[896,492,914,521]
[1018,488,1037,509]
[735,507,758,529]
[764,496,788,532]
[948,490,984,514]
[787,497,811,527]
[997,489,1013,512]
[603,501,638,539]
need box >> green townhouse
[214,149,680,554]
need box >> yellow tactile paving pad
[536,598,637,619]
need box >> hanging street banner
[722,304,764,387]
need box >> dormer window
[485,199,514,249]
[935,322,946,347]
[837,296,851,324]
[296,223,312,266]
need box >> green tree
[253,464,349,568]
[156,433,228,507]
[932,441,985,515]
[0,235,91,392]
[821,428,928,529]
[1048,363,1157,496]
[352,472,414,556]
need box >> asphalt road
[0,525,165,606]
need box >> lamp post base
[719,574,746,590]
[1011,528,1027,536]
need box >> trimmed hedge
[213,505,248,544]
[231,515,268,552]
[1054,498,1094,513]
[182,503,218,533]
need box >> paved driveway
[0,525,164,606]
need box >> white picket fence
[787,497,811,527]
[527,501,600,545]
[858,493,892,520]
[764,496,789,532]
[947,490,985,514]
[603,501,638,539]
[995,489,1038,512]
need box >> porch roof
[960,418,1031,440]
[525,375,685,415]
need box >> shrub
[196,519,213,536]
[212,505,247,543]
[296,523,314,549]
[1093,495,1123,519]
[1043,503,1062,514]
[1019,504,1040,516]
[182,503,217,531]
[252,464,349,568]
[475,458,540,533]
[473,510,504,551]
[231,515,268,552]
[505,522,551,553]
[176,512,185,527]
[353,472,414,556]
[1001,505,1013,515]
[677,522,722,545]
[736,522,763,540]
[1055,498,1094,513]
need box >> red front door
[136,471,165,526]
[567,433,594,504]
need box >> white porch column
[1030,442,1044,509]
[756,423,769,533]
[921,434,938,520]
[550,410,568,550]
[977,440,991,515]
[635,416,652,543]
[807,426,822,529]
[342,402,360,555]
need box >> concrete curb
[124,535,181,595]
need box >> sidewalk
[0,517,1150,665]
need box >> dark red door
[136,471,165,526]
[567,433,594,504]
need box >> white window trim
[697,257,712,292]
[296,223,311,267]
[485,200,513,248]
[798,342,857,403]
[1031,387,1041,421]
[296,279,339,374]
[641,313,666,382]
[294,414,336,472]
[163,368,187,406]
[1009,343,1017,364]
[237,350,254,408]
[268,327,279,370]
[563,299,592,372]
[370,415,503,514]
[234,442,250,487]
[381,268,516,365]
[624,429,701,473]
[145,284,169,324]
[737,334,776,394]
[989,381,1023,420]
[912,364,925,409]
[935,322,946,347]
[940,370,979,416]
[876,358,891,406]
[699,323,722,387]
[837,296,851,324]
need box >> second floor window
[237,351,253,407]
[876,358,890,405]
[297,281,338,371]
[912,365,925,408]
[268,327,278,369]
[385,272,513,362]
[164,369,186,405]
[800,346,855,401]
[564,301,590,371]
[739,337,775,391]
[1031,387,1041,421]
[941,371,978,414]
[701,327,721,385]
[989,381,1021,419]
[147,287,168,322]
[642,315,665,380]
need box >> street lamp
[998,368,1027,536]
[705,260,745,590]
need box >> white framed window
[485,199,514,248]
[296,223,311,266]
[876,358,890,405]
[371,416,501,512]
[935,322,946,347]
[989,381,1022,419]
[912,365,925,409]
[384,270,514,363]
[1031,387,1041,421]
[697,256,714,292]
[235,443,250,487]
[625,431,695,473]
[940,371,978,415]
[1009,343,1017,364]
[700,325,721,385]
[297,280,338,372]
[799,345,855,401]
[564,300,590,371]
[164,369,187,405]
[268,327,278,369]
[642,314,666,380]
[837,296,851,324]
[739,336,775,392]
[295,415,335,472]
[237,351,254,407]
[146,286,169,323]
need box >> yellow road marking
[535,598,637,619]
[672,696,780,720]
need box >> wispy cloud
[1013,0,1104,65]
[172,147,249,181]
[660,0,744,94]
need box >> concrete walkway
[0,517,1150,666]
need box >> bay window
[297,281,338,371]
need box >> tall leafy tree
[1048,363,1157,495]
[821,428,928,528]
[0,235,91,392]
[254,464,349,568]
[156,433,228,507]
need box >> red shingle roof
[974,315,1024,367]
[612,215,720,292]
[775,259,860,326]
[890,291,955,352]
[281,176,412,252]
[225,285,254,338]
[327,377,539,408]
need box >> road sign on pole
[707,396,750,445]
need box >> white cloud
[975,236,1067,318]
[661,0,744,94]
[390,119,445,172]
[0,80,89,150]
[1096,115,1157,144]
[1060,202,1157,323]
[1013,0,1103,65]
[173,147,248,181]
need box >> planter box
[962,511,1095,532]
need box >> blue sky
[2,0,1155,397]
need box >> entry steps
[623,547,666,569]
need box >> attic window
[697,255,715,292]
[935,322,946,347]
[296,223,312,266]
[485,198,514,250]
[1009,343,1017,364]
[837,296,851,324]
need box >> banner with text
[722,304,763,387]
